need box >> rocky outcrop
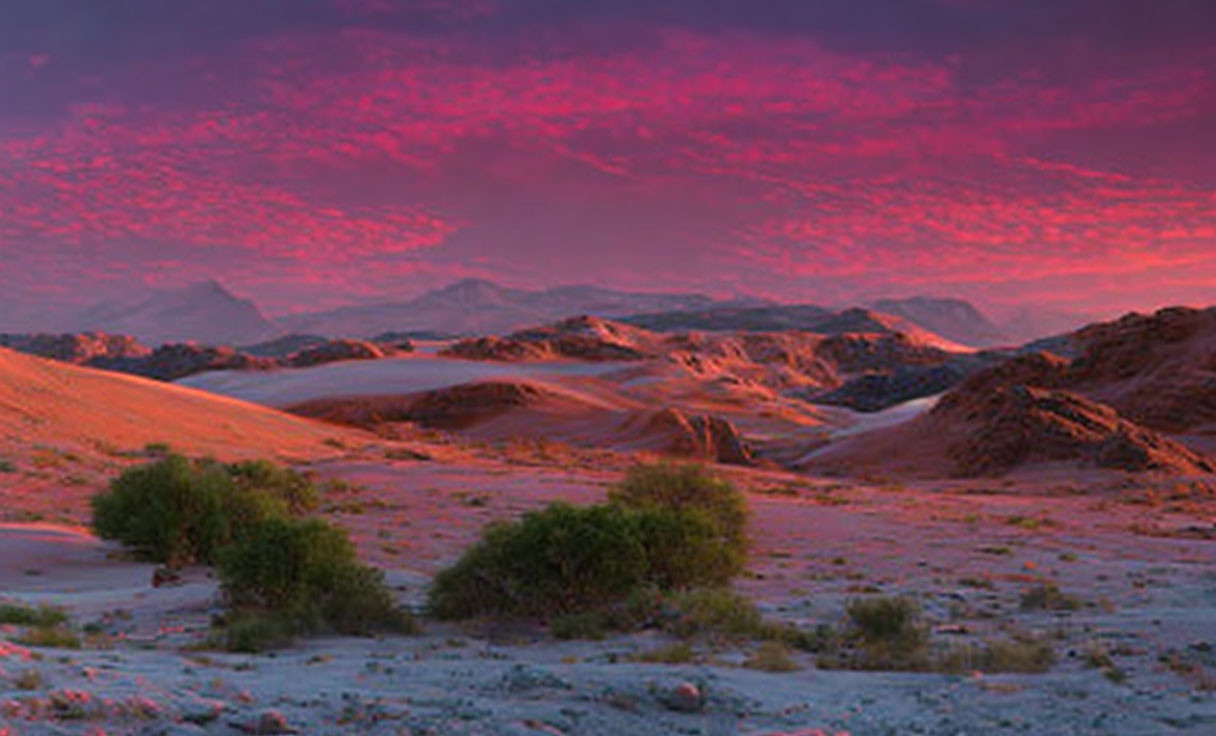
[441,336,555,362]
[1064,307,1216,433]
[815,364,967,412]
[104,343,278,381]
[640,408,755,466]
[289,382,550,430]
[403,381,548,430]
[442,316,653,362]
[935,384,1212,476]
[0,331,279,381]
[286,339,390,368]
[0,331,150,364]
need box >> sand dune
[0,346,363,463]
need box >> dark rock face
[936,384,1213,476]
[815,364,967,412]
[285,339,388,368]
[0,331,278,381]
[0,332,150,364]
[104,343,278,381]
[441,336,555,362]
[1064,307,1216,433]
[401,381,548,430]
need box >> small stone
[152,566,182,587]
[664,681,704,713]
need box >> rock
[441,316,654,362]
[403,381,549,430]
[286,339,387,367]
[440,336,552,362]
[663,681,705,713]
[0,331,150,364]
[814,363,968,412]
[151,566,182,587]
[937,384,1213,476]
[641,408,755,466]
[370,332,417,353]
[104,343,278,381]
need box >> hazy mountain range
[0,278,1094,348]
[276,279,773,338]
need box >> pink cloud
[1,23,1214,312]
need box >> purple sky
[1,0,1215,317]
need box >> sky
[1,0,1215,318]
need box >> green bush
[91,455,317,565]
[847,596,919,642]
[940,635,1056,674]
[217,516,414,642]
[429,464,752,621]
[1019,583,1082,612]
[0,603,68,627]
[610,463,748,550]
[834,596,929,671]
[92,455,412,651]
[227,459,319,515]
[429,503,650,619]
[664,588,764,640]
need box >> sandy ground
[3,449,1216,735]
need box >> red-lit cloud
[1,9,1214,314]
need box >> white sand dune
[177,354,630,407]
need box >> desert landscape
[2,296,1216,735]
[4,1,1216,734]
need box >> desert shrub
[610,462,748,551]
[226,459,319,514]
[847,596,919,642]
[429,503,650,619]
[635,641,697,664]
[611,463,748,588]
[16,624,81,649]
[14,669,44,690]
[216,516,414,645]
[1019,583,1082,612]
[430,464,752,622]
[940,635,1056,674]
[664,588,764,641]
[0,603,68,627]
[633,508,744,590]
[215,611,296,654]
[820,596,929,671]
[983,635,1056,673]
[745,641,801,672]
[90,455,317,565]
[550,610,612,640]
[92,455,235,564]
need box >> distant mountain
[278,278,771,337]
[622,304,834,332]
[620,304,972,352]
[867,297,1008,348]
[72,280,277,345]
[996,305,1102,345]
